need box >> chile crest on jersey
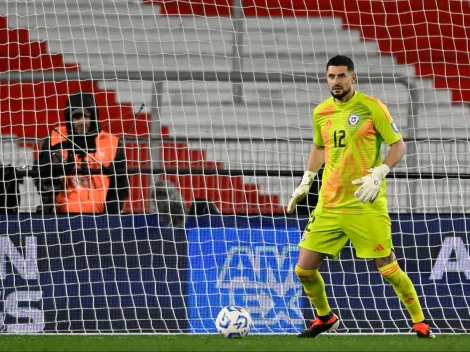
[348,114,360,126]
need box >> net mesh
[0,0,468,333]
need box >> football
[215,305,252,338]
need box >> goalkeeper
[288,55,434,339]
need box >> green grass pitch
[1,334,469,351]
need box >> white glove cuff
[300,170,316,186]
[373,164,390,179]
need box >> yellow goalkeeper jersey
[313,90,402,214]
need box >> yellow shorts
[298,212,393,259]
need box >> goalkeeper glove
[351,164,390,203]
[287,170,316,214]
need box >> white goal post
[0,0,468,334]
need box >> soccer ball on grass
[215,305,252,338]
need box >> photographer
[34,92,129,214]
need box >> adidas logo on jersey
[373,244,386,252]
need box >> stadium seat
[0,15,154,213]
[6,0,469,214]
[143,0,470,207]
[0,8,284,215]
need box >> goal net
[0,0,469,334]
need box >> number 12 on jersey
[334,130,346,147]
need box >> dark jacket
[34,92,129,214]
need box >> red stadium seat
[0,10,284,215]
[145,0,470,104]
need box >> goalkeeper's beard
[330,87,351,100]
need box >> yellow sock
[379,261,425,324]
[295,265,331,316]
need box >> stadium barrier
[0,214,188,333]
[1,214,468,333]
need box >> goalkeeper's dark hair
[326,55,355,73]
